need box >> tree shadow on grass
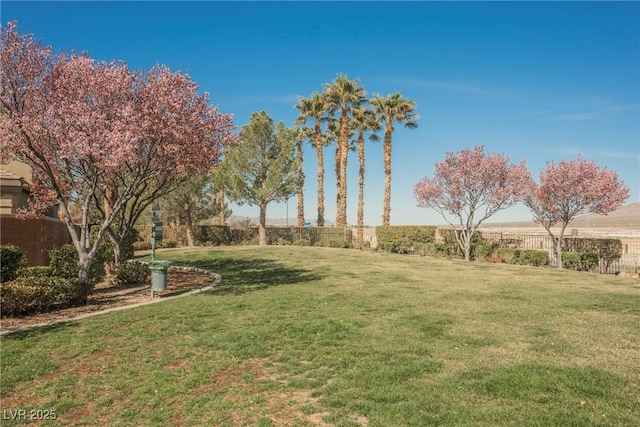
[172,256,324,296]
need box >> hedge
[376,226,437,253]
[1,276,93,317]
[562,251,599,272]
[518,250,549,267]
[0,245,26,283]
[110,261,150,286]
[561,237,622,273]
[48,242,112,281]
[437,229,485,259]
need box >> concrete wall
[0,215,72,266]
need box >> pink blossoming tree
[1,22,237,280]
[525,156,629,269]
[414,146,532,261]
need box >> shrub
[48,243,111,281]
[159,240,177,248]
[562,251,582,270]
[474,244,493,260]
[110,261,150,286]
[17,266,55,278]
[413,242,428,257]
[274,238,291,246]
[241,237,260,246]
[1,280,53,316]
[580,252,599,272]
[0,276,93,316]
[328,238,351,249]
[495,248,520,264]
[0,245,26,283]
[292,238,311,246]
[519,250,549,267]
[376,226,437,254]
[438,229,485,259]
[133,241,153,251]
[562,237,622,273]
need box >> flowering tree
[414,146,532,261]
[1,22,237,279]
[525,156,629,269]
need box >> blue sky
[3,1,639,226]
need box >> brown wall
[0,215,73,266]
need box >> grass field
[1,246,639,426]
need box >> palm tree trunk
[357,132,365,250]
[335,136,341,225]
[337,111,349,227]
[314,122,325,227]
[382,123,393,226]
[296,137,305,227]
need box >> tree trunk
[356,132,365,250]
[77,252,92,282]
[337,111,349,227]
[382,123,393,226]
[259,204,268,246]
[555,236,563,269]
[297,137,305,227]
[315,124,325,226]
[335,143,340,217]
[184,202,195,247]
[213,189,226,225]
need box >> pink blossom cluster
[1,21,238,219]
[526,156,629,229]
[413,145,532,226]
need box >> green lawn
[1,246,639,426]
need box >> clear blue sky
[3,1,639,226]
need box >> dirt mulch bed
[0,267,218,333]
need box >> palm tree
[351,106,380,249]
[293,128,305,227]
[324,74,367,227]
[295,92,330,226]
[371,92,419,226]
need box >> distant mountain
[483,203,639,229]
[226,215,334,227]
[569,202,639,228]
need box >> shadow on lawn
[173,256,324,295]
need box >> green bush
[562,251,582,270]
[438,229,485,259]
[376,226,436,254]
[1,280,53,316]
[133,241,153,251]
[0,245,26,283]
[274,238,292,246]
[159,240,177,248]
[48,243,111,281]
[0,276,93,316]
[17,266,55,278]
[328,238,351,249]
[474,244,493,260]
[519,250,549,267]
[495,248,520,264]
[241,237,260,246]
[562,237,622,272]
[110,261,150,286]
[292,238,311,246]
[580,252,599,272]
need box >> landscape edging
[0,266,221,336]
